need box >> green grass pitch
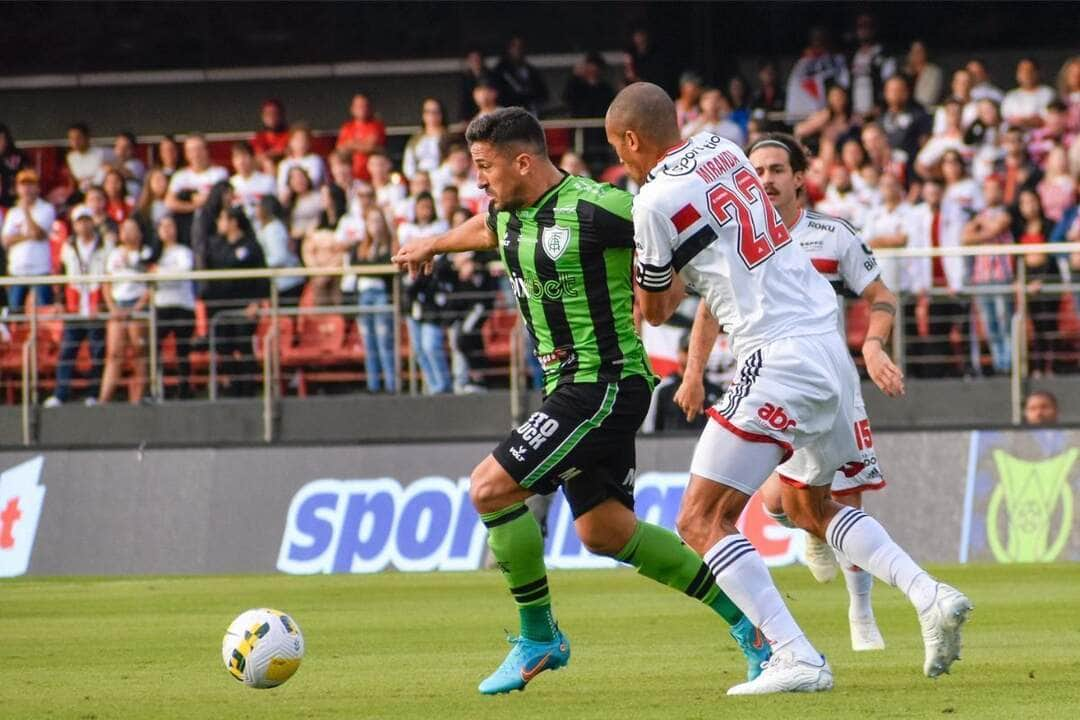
[2,564,1077,719]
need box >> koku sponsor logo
[0,456,46,578]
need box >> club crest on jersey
[541,225,571,261]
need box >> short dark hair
[118,131,137,145]
[747,132,808,173]
[68,122,89,136]
[465,107,547,155]
[231,141,254,156]
[1027,390,1058,408]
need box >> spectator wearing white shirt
[66,123,109,197]
[933,69,980,136]
[254,195,304,303]
[276,125,325,197]
[393,171,431,225]
[904,41,943,108]
[680,88,745,145]
[282,166,322,252]
[1001,59,1055,130]
[403,98,448,179]
[229,142,276,220]
[431,145,486,213]
[915,99,973,179]
[2,169,56,311]
[940,150,984,219]
[862,172,916,292]
[156,135,183,179]
[966,59,1004,104]
[108,132,146,199]
[44,205,111,407]
[965,98,1006,182]
[340,207,398,394]
[165,134,228,245]
[152,214,196,399]
[904,179,969,378]
[398,193,451,394]
[327,149,359,205]
[99,218,152,404]
[367,152,407,211]
[430,144,475,199]
[816,165,869,230]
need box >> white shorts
[819,386,886,496]
[690,332,874,494]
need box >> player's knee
[782,495,829,539]
[578,528,622,557]
[468,466,502,514]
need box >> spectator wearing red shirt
[336,94,386,183]
[1013,189,1062,375]
[252,99,290,175]
[102,168,133,224]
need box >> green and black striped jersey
[486,173,655,394]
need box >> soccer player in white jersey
[605,83,972,695]
[677,132,896,652]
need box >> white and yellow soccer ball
[222,608,305,688]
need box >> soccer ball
[222,608,305,688]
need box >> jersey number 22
[707,167,791,269]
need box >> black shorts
[492,376,652,519]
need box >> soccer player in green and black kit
[394,108,769,695]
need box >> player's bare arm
[635,271,686,326]
[391,213,496,276]
[860,279,905,398]
[674,300,720,422]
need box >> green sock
[480,502,556,642]
[615,521,744,626]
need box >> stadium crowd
[0,14,1078,405]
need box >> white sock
[827,506,938,613]
[841,561,874,620]
[705,534,818,661]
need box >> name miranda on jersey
[660,134,737,179]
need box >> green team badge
[987,448,1076,563]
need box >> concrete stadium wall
[3,48,1072,141]
[1,428,1076,577]
[1,376,1078,449]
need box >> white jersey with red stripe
[790,207,886,494]
[633,132,837,360]
[790,208,882,335]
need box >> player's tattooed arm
[860,279,904,398]
[870,301,897,316]
[674,301,720,422]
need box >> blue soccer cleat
[478,628,571,695]
[729,616,773,681]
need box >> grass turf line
[1,564,1077,719]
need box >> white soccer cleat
[918,583,973,678]
[849,615,885,651]
[726,651,833,695]
[803,533,839,583]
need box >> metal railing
[0,241,1077,443]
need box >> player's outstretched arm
[392,213,496,276]
[860,279,905,398]
[674,300,720,422]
